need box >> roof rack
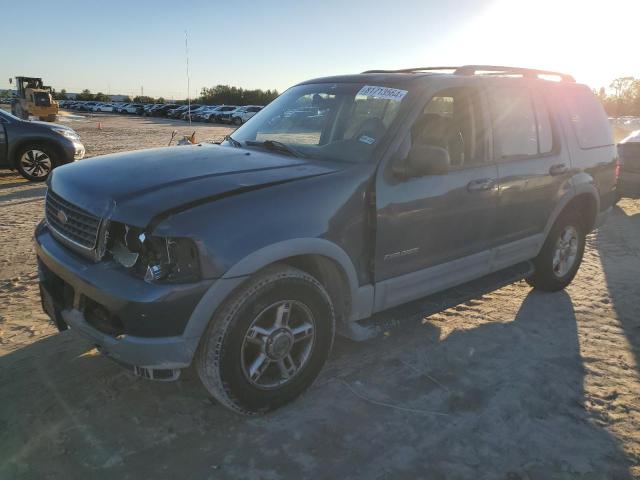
[362,65,575,82]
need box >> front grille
[45,190,101,250]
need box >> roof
[299,65,577,87]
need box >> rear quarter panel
[551,84,617,212]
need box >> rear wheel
[196,265,335,415]
[526,211,586,292]
[16,145,56,182]
[233,117,243,126]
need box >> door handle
[549,163,568,176]
[467,178,496,192]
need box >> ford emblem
[57,210,68,224]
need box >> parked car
[190,106,218,122]
[210,105,238,123]
[202,105,236,122]
[115,103,130,113]
[166,105,187,118]
[0,108,84,181]
[35,65,616,415]
[168,104,201,119]
[230,105,263,125]
[93,103,115,113]
[152,104,179,117]
[77,101,99,112]
[180,105,211,120]
[142,104,160,116]
[217,106,244,124]
[617,130,640,199]
[123,103,144,115]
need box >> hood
[30,120,77,134]
[49,144,342,228]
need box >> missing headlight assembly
[107,222,201,283]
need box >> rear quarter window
[562,86,613,149]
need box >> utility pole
[185,29,191,125]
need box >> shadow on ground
[0,286,632,479]
[596,203,640,375]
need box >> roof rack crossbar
[362,67,459,74]
[454,65,575,82]
[362,65,575,82]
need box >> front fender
[182,238,374,341]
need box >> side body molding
[182,238,374,340]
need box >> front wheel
[526,211,586,292]
[196,265,335,415]
[16,145,56,182]
[233,117,243,126]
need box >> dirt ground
[1,112,639,479]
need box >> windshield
[230,82,410,163]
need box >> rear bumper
[35,222,213,369]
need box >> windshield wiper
[245,140,304,158]
[225,135,242,148]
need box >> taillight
[615,158,621,182]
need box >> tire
[526,210,586,292]
[196,264,335,415]
[15,144,57,182]
[233,117,243,126]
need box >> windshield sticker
[358,135,376,145]
[357,85,408,102]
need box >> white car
[123,104,144,114]
[229,105,262,125]
[93,103,115,113]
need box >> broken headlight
[108,223,200,284]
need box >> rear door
[489,83,571,263]
[374,84,499,311]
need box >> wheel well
[563,193,598,232]
[12,139,64,167]
[279,255,352,325]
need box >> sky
[1,0,638,99]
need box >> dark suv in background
[0,108,84,181]
[35,65,616,414]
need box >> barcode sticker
[357,85,408,101]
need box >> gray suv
[35,66,616,414]
[0,109,85,181]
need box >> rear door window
[562,87,613,149]
[488,87,538,158]
[532,92,554,154]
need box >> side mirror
[401,144,450,177]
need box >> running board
[338,261,534,341]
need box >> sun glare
[439,0,639,90]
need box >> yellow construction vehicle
[10,76,59,121]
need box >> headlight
[53,128,81,141]
[108,223,201,283]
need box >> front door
[374,85,499,311]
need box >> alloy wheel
[240,300,316,389]
[19,150,52,179]
[552,225,579,278]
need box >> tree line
[52,84,279,106]
[597,77,640,117]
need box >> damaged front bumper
[35,221,213,374]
